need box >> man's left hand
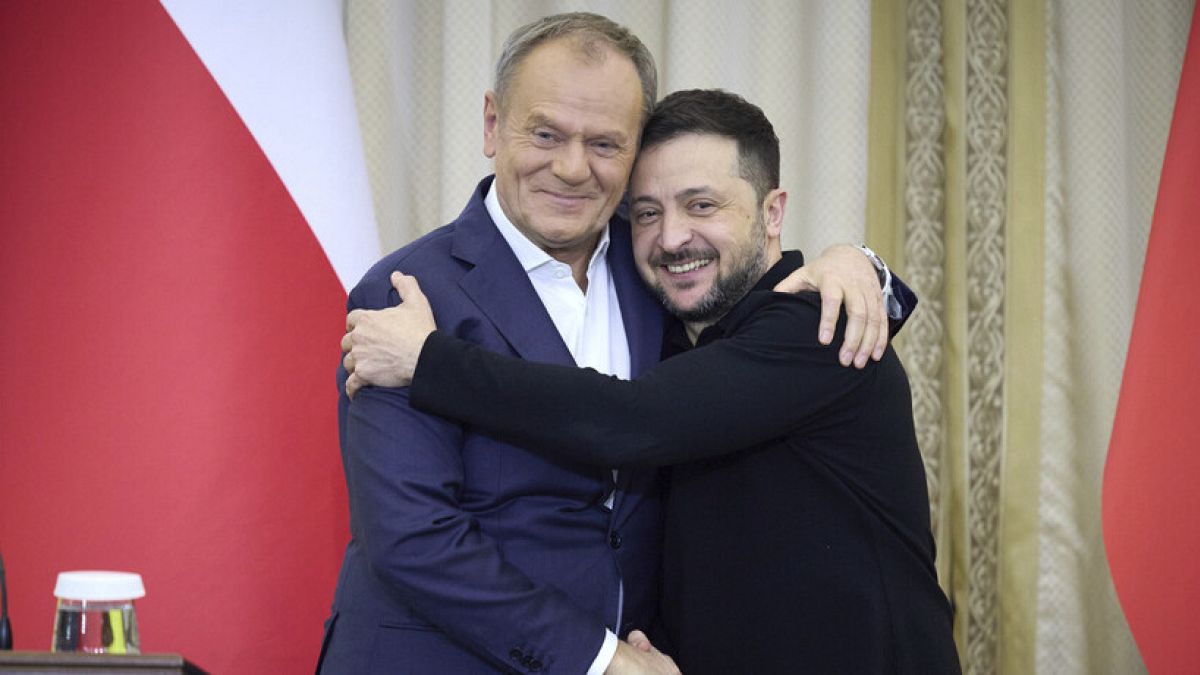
[342,272,436,398]
[773,243,887,368]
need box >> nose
[659,210,692,251]
[552,140,590,185]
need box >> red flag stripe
[1103,4,1200,672]
[0,3,350,672]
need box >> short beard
[651,216,769,325]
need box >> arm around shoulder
[410,297,875,468]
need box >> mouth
[540,189,593,205]
[665,258,713,274]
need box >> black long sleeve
[410,292,892,468]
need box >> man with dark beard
[346,89,961,674]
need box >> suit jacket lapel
[451,180,576,368]
[607,219,664,377]
[606,218,665,525]
[453,187,659,525]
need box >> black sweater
[411,251,959,674]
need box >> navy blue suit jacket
[318,177,666,674]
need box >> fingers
[345,270,420,356]
[616,631,680,675]
[345,372,364,400]
[850,291,886,368]
[796,244,893,367]
[341,270,433,397]
[850,311,877,369]
[816,284,844,345]
[773,274,801,294]
[628,630,653,653]
[818,285,846,354]
[391,271,430,310]
[772,267,819,295]
[839,287,885,369]
[870,295,888,362]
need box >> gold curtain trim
[963,0,1009,672]
[999,1,1046,673]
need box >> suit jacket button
[609,531,622,549]
[529,659,544,671]
[509,648,523,662]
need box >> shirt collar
[485,179,611,274]
[751,250,806,294]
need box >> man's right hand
[605,631,681,674]
[342,272,436,399]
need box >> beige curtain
[870,0,1194,672]
[344,0,874,257]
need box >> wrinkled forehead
[497,39,644,148]
[631,134,741,191]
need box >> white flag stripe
[160,0,380,291]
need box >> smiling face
[630,133,785,337]
[483,38,644,271]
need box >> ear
[762,188,787,238]
[483,91,500,159]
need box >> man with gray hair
[346,88,957,674]
[320,12,897,674]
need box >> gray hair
[494,12,658,124]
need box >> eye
[591,139,620,158]
[532,129,558,145]
[634,207,660,224]
[689,201,717,214]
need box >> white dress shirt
[485,185,627,674]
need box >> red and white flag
[1103,4,1200,672]
[0,2,377,672]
